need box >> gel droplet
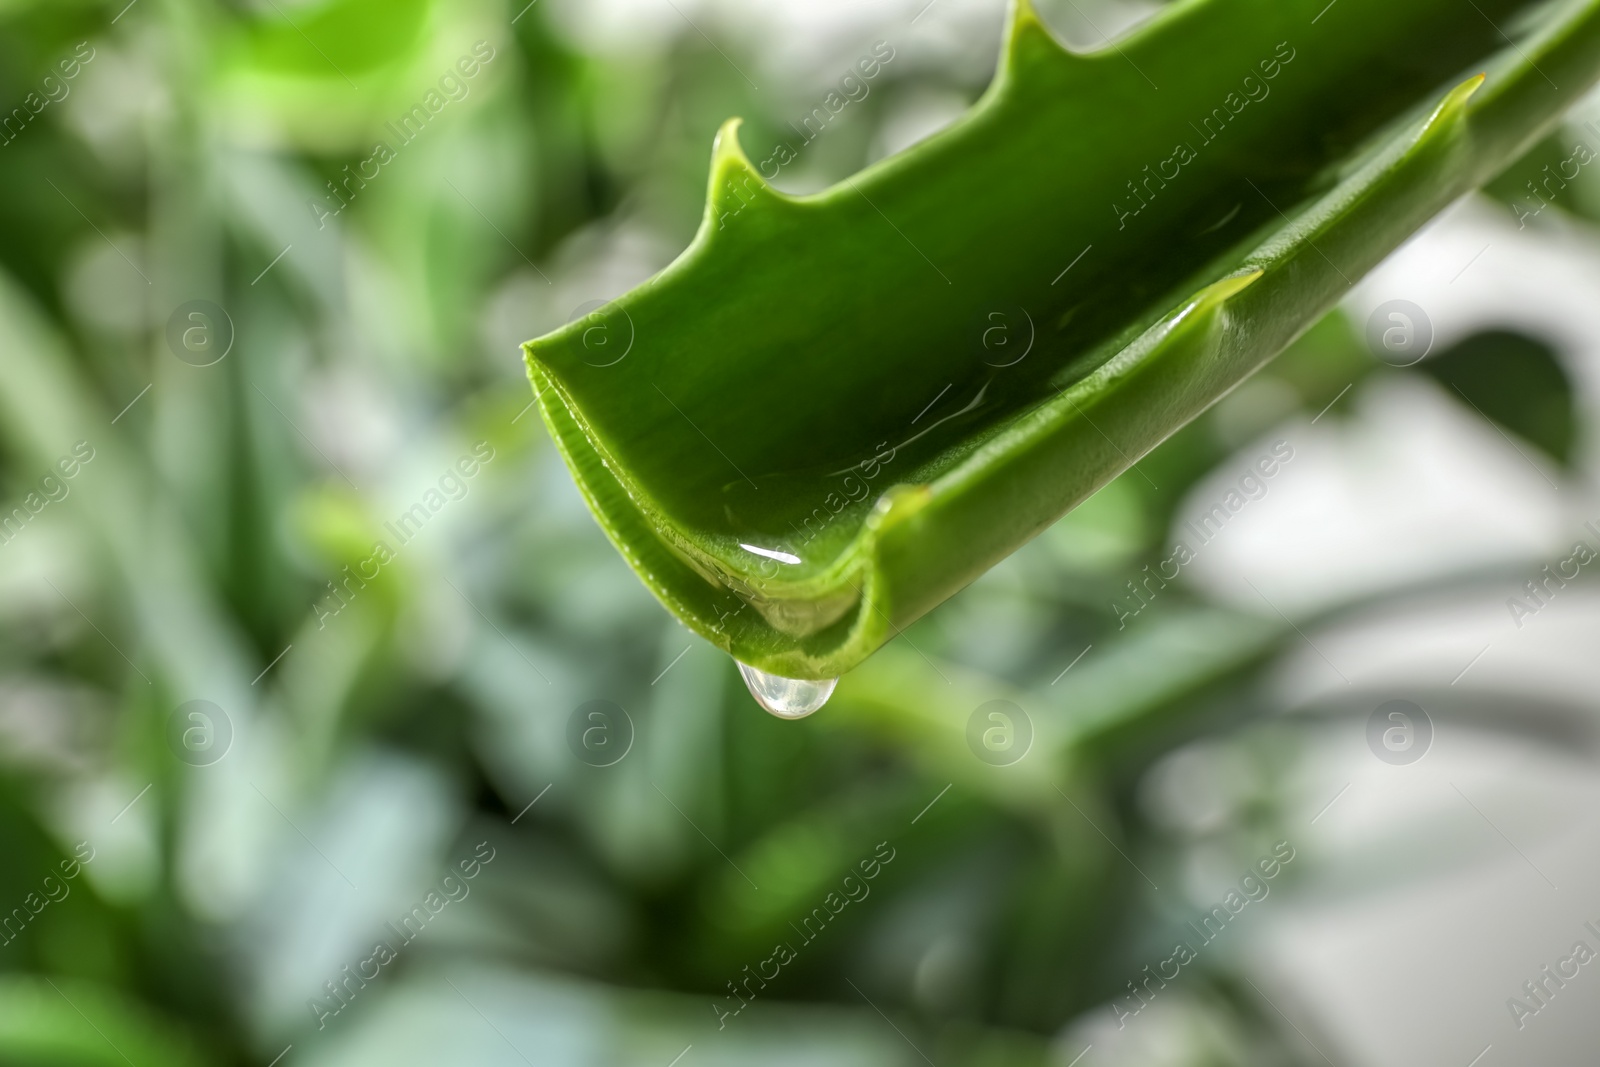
[736,662,838,719]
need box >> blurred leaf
[0,976,203,1067]
[236,0,432,77]
[1419,328,1577,467]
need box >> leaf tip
[1006,0,1045,36]
[1168,269,1264,332]
[1426,72,1488,129]
[1450,71,1489,107]
[710,116,750,167]
[1388,72,1486,167]
[1201,267,1265,315]
[1214,268,1265,300]
[520,338,545,372]
[997,0,1072,85]
[701,117,792,235]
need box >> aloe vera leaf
[526,0,1600,680]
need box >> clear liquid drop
[736,662,838,719]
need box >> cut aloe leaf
[525,0,1600,682]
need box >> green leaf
[525,0,1600,679]
[0,976,204,1067]
[1418,328,1578,467]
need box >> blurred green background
[3,0,1600,1064]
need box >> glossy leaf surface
[526,0,1600,678]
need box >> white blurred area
[542,0,1163,110]
[1187,193,1600,617]
[1150,175,1600,1064]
